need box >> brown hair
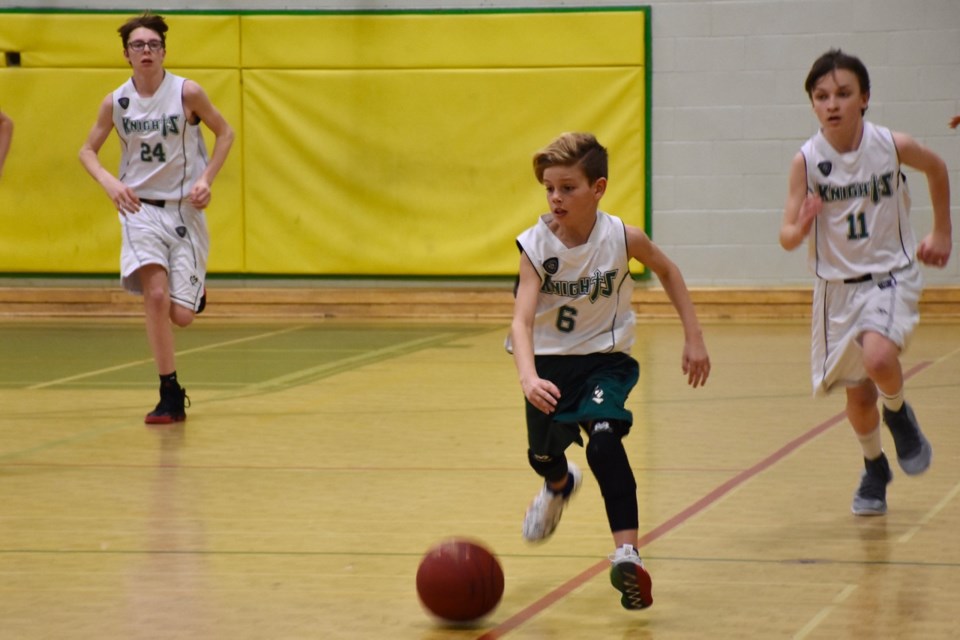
[533,132,608,184]
[804,48,870,115]
[118,12,168,48]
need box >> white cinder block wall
[644,0,960,286]
[32,0,960,286]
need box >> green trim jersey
[112,72,208,202]
[801,121,915,281]
[509,211,636,355]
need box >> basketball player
[79,12,234,424]
[0,109,12,179]
[780,49,951,515]
[508,132,711,610]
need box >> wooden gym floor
[1,313,959,639]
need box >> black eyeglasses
[128,40,164,53]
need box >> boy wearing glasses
[79,12,234,424]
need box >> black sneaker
[197,288,207,314]
[851,453,892,516]
[882,402,932,475]
[145,386,190,425]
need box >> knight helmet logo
[818,161,832,177]
[118,97,130,109]
[175,226,187,238]
[543,257,559,275]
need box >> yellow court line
[792,584,858,640]
[933,343,960,366]
[237,333,458,393]
[894,342,960,543]
[897,480,960,544]
[26,325,308,390]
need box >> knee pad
[527,449,569,483]
[586,428,638,532]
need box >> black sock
[559,472,576,498]
[159,371,179,391]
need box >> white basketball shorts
[810,262,921,397]
[119,200,209,312]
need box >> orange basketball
[415,538,504,623]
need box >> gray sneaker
[883,402,932,475]
[522,462,582,542]
[851,453,892,516]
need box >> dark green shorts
[525,352,639,456]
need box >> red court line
[479,361,931,639]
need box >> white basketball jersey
[112,72,208,201]
[801,121,914,281]
[508,211,635,355]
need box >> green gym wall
[0,9,650,276]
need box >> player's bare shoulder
[181,79,210,122]
[624,223,653,257]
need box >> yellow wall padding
[0,13,240,68]
[243,66,645,274]
[0,67,244,272]
[0,10,647,276]
[240,12,645,69]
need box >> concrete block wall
[644,0,960,286]
[15,0,960,286]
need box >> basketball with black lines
[415,538,504,623]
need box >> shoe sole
[851,504,887,516]
[897,434,932,476]
[610,562,653,610]
[144,414,187,425]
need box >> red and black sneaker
[609,544,653,610]
[145,386,190,425]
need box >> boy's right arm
[79,94,140,215]
[510,255,560,414]
[780,152,821,250]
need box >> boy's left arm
[183,80,235,209]
[893,131,952,267]
[626,225,710,388]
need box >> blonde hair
[533,132,608,184]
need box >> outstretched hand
[950,115,960,130]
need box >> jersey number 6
[556,305,577,333]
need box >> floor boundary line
[478,360,932,639]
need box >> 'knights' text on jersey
[801,121,915,281]
[112,72,209,202]
[506,211,635,355]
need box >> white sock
[881,388,905,412]
[857,425,884,460]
